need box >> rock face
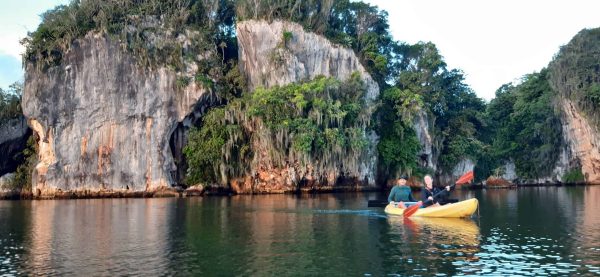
[560,98,600,184]
[23,33,209,197]
[437,158,474,185]
[0,116,31,176]
[500,161,517,182]
[234,20,379,192]
[413,111,435,171]
[237,20,379,101]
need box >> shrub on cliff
[562,168,584,184]
[184,74,371,185]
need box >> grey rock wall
[23,33,209,197]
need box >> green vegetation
[184,74,370,185]
[189,1,490,184]
[176,76,192,89]
[376,87,422,177]
[562,167,585,183]
[386,42,486,174]
[6,135,37,191]
[183,108,229,185]
[22,0,241,97]
[480,69,563,179]
[282,31,293,47]
[0,82,23,123]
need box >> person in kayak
[388,176,418,209]
[422,174,451,207]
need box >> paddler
[422,174,451,207]
[387,176,418,209]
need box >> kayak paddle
[402,171,474,218]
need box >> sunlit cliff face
[23,33,209,196]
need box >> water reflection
[13,199,172,275]
[0,187,599,275]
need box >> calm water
[1,187,600,276]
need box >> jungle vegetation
[19,0,600,186]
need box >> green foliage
[376,87,422,177]
[195,74,213,87]
[0,82,23,123]
[183,108,228,185]
[282,31,293,47]
[219,61,246,100]
[481,70,563,179]
[562,168,584,183]
[248,74,370,156]
[7,135,37,191]
[184,74,371,185]
[377,124,420,176]
[382,87,423,125]
[176,76,191,89]
[25,0,245,109]
[391,42,486,173]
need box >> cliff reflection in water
[21,199,172,275]
[1,187,600,275]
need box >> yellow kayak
[384,198,478,218]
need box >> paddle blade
[455,171,474,185]
[403,202,422,218]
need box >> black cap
[399,175,408,180]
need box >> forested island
[1,0,599,198]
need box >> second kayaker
[388,176,417,208]
[422,174,451,207]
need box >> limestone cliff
[549,28,600,184]
[23,33,209,197]
[232,20,379,192]
[560,98,600,183]
[413,111,435,171]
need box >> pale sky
[1,0,600,100]
[0,0,70,90]
[366,0,600,100]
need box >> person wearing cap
[422,174,451,207]
[387,176,417,209]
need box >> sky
[366,0,600,100]
[0,0,70,90]
[1,0,600,100]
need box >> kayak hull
[384,198,478,218]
